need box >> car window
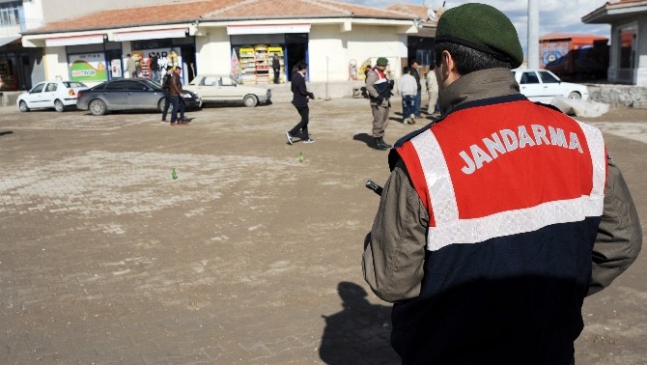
[63,82,87,88]
[45,83,58,92]
[221,78,235,86]
[92,83,106,91]
[31,83,45,93]
[105,82,125,91]
[520,72,540,84]
[123,81,148,91]
[202,76,218,86]
[538,71,560,84]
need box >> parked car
[17,81,88,112]
[183,75,271,107]
[512,69,589,104]
[76,79,201,116]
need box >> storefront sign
[69,53,108,82]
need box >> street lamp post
[528,0,540,69]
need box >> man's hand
[308,92,315,99]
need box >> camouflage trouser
[371,105,390,138]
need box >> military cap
[376,57,389,66]
[435,3,523,69]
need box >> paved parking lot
[0,99,645,364]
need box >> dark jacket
[291,71,309,108]
[411,67,421,91]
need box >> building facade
[18,0,436,91]
[583,0,647,85]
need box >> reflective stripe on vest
[398,100,606,252]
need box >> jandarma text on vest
[459,124,584,175]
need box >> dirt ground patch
[0,99,645,364]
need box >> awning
[46,34,105,47]
[113,28,188,42]
[227,24,311,35]
[0,35,21,48]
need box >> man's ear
[440,50,460,85]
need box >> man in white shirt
[398,67,418,124]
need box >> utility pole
[528,0,539,69]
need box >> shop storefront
[130,37,196,83]
[228,24,310,84]
[0,37,41,91]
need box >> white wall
[308,23,406,83]
[43,46,68,81]
[195,28,231,75]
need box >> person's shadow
[319,282,400,364]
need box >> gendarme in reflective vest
[390,97,607,363]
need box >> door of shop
[285,33,308,81]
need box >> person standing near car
[149,53,160,82]
[124,54,136,79]
[169,66,187,126]
[161,66,173,123]
[272,55,281,84]
[285,61,315,144]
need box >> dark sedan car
[76,79,202,116]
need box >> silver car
[183,75,271,107]
[76,79,201,116]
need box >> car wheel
[158,98,175,113]
[89,99,107,116]
[19,100,30,112]
[243,94,258,107]
[568,91,582,100]
[54,99,65,112]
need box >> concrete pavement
[0,99,645,364]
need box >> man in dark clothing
[149,53,160,82]
[409,59,422,118]
[272,55,281,84]
[160,66,173,123]
[285,61,315,144]
[169,67,187,126]
[363,4,641,364]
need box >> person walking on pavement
[272,55,281,84]
[426,65,439,115]
[365,57,393,150]
[362,3,641,365]
[169,66,187,126]
[285,61,315,144]
[160,66,173,123]
[409,59,422,119]
[398,67,417,125]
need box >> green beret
[376,57,388,66]
[435,3,523,69]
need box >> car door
[191,76,219,102]
[517,71,547,103]
[218,77,242,102]
[537,70,564,100]
[101,81,128,109]
[25,82,46,108]
[42,82,59,108]
[123,80,155,109]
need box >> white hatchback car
[183,75,271,107]
[512,69,589,104]
[17,81,88,112]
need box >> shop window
[0,1,20,27]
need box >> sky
[345,0,611,51]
